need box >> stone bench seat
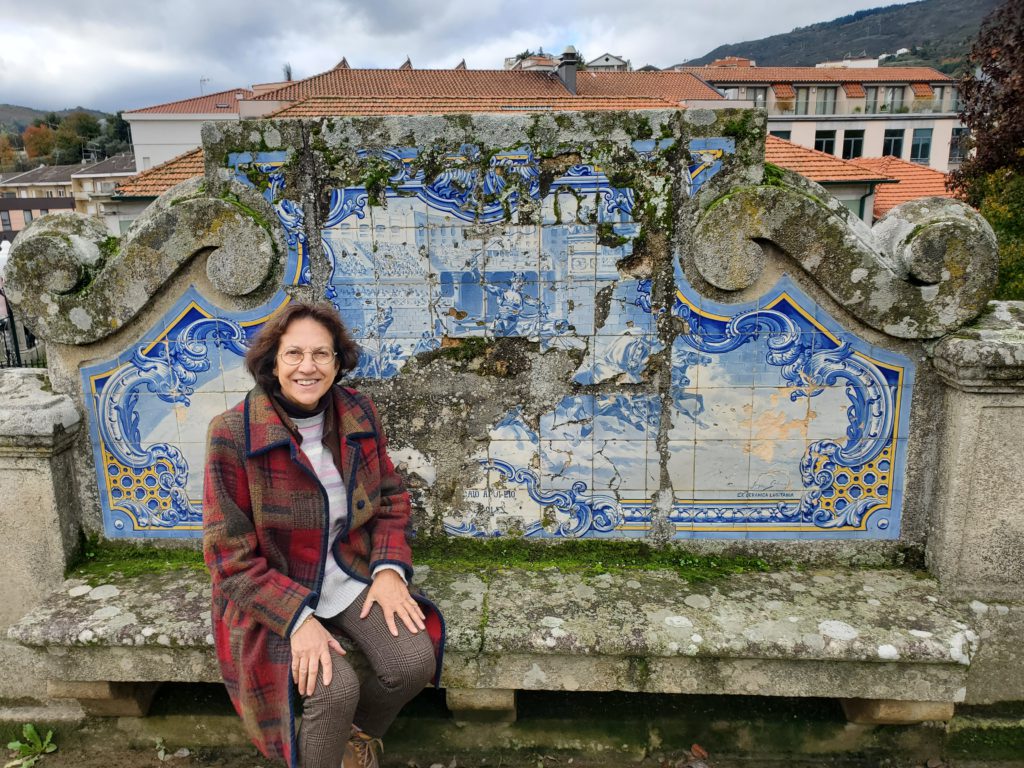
[7,565,979,724]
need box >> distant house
[765,135,895,223]
[122,87,255,172]
[853,155,954,219]
[70,154,137,235]
[109,147,204,229]
[0,165,81,243]
[586,53,631,72]
[684,58,963,172]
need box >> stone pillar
[0,369,82,698]
[929,301,1024,705]
[929,302,1024,601]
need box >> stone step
[7,566,979,722]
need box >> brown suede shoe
[342,725,382,768]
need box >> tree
[53,111,100,162]
[0,135,16,169]
[22,124,55,159]
[949,0,1024,299]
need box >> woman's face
[274,317,339,411]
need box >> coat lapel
[244,388,293,457]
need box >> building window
[722,87,740,100]
[45,190,54,198]
[23,210,33,224]
[0,211,10,229]
[842,130,865,159]
[932,85,945,111]
[949,127,969,163]
[39,209,48,216]
[795,87,810,115]
[747,87,767,108]
[57,189,65,197]
[769,130,792,140]
[814,130,837,155]
[865,86,879,113]
[883,128,904,157]
[815,87,837,115]
[910,128,933,164]
[884,86,905,112]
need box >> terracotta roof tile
[573,71,722,101]
[251,68,721,103]
[910,82,934,97]
[0,163,85,186]
[852,156,954,217]
[842,82,866,98]
[765,135,893,183]
[124,87,254,115]
[270,95,680,118]
[772,83,796,99]
[114,148,203,198]
[682,65,952,84]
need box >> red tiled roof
[852,156,954,218]
[682,66,952,84]
[573,71,721,100]
[124,87,254,115]
[114,148,203,197]
[910,82,934,97]
[270,95,680,118]
[842,82,866,98]
[253,69,572,101]
[771,83,796,99]
[251,68,721,103]
[765,135,894,183]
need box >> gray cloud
[2,0,916,113]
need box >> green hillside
[685,0,1002,74]
[0,104,107,136]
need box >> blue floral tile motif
[669,261,914,539]
[226,152,308,285]
[687,138,735,197]
[82,287,291,538]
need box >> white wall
[126,115,239,171]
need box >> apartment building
[70,154,138,234]
[683,58,965,172]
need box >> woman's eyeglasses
[278,348,337,366]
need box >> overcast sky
[1,0,916,114]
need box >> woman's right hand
[290,616,345,696]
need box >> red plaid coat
[203,385,444,767]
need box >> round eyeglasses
[278,348,337,366]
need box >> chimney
[558,45,578,94]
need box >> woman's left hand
[360,569,426,637]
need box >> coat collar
[244,385,376,457]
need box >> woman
[203,301,444,768]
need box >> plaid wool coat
[203,385,444,768]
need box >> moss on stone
[218,191,273,235]
[596,222,630,248]
[68,537,204,583]
[411,537,779,581]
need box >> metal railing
[0,289,45,369]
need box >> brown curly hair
[245,301,360,393]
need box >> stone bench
[7,565,979,725]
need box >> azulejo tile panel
[83,137,913,541]
[83,153,308,538]
[315,141,912,541]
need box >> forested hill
[0,104,106,135]
[684,0,1002,74]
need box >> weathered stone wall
[2,110,999,558]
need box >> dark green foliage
[687,0,1001,74]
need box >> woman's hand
[360,569,426,637]
[290,616,345,696]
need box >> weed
[5,724,56,768]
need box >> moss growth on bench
[69,537,785,585]
[411,537,779,582]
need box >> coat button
[356,500,365,510]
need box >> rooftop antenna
[199,77,211,95]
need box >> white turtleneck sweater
[289,411,403,635]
